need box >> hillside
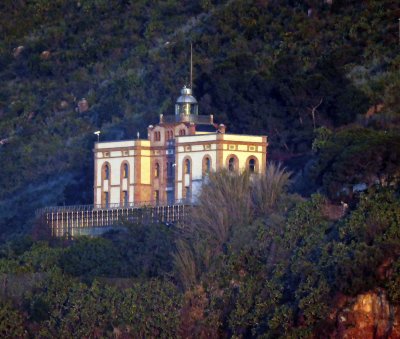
[1,2,400,336]
[1,170,400,337]
[0,0,399,238]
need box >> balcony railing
[160,114,213,125]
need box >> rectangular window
[154,190,159,204]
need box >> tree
[0,301,25,338]
[311,128,400,198]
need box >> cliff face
[327,289,400,338]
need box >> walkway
[36,201,191,238]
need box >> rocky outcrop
[328,289,400,338]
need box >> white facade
[174,133,267,200]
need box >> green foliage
[103,222,176,278]
[202,189,400,337]
[386,259,400,304]
[58,224,176,280]
[0,240,62,274]
[0,236,33,258]
[333,189,400,294]
[59,237,120,278]
[0,189,399,337]
[311,128,400,198]
[21,268,181,338]
[312,126,333,152]
[118,279,182,337]
[0,0,400,336]
[1,0,399,240]
[0,301,25,338]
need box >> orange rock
[328,289,399,338]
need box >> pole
[190,43,193,89]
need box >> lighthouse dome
[176,86,198,104]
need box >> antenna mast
[190,43,193,89]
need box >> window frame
[154,162,160,178]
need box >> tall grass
[172,240,197,290]
[251,162,292,215]
[191,169,253,249]
[173,163,291,289]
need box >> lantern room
[175,86,198,116]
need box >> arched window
[247,157,258,173]
[123,163,128,178]
[154,131,161,141]
[103,163,110,180]
[203,156,211,176]
[228,157,236,172]
[205,157,211,173]
[154,163,160,178]
[179,129,186,136]
[249,159,255,173]
[184,159,191,174]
